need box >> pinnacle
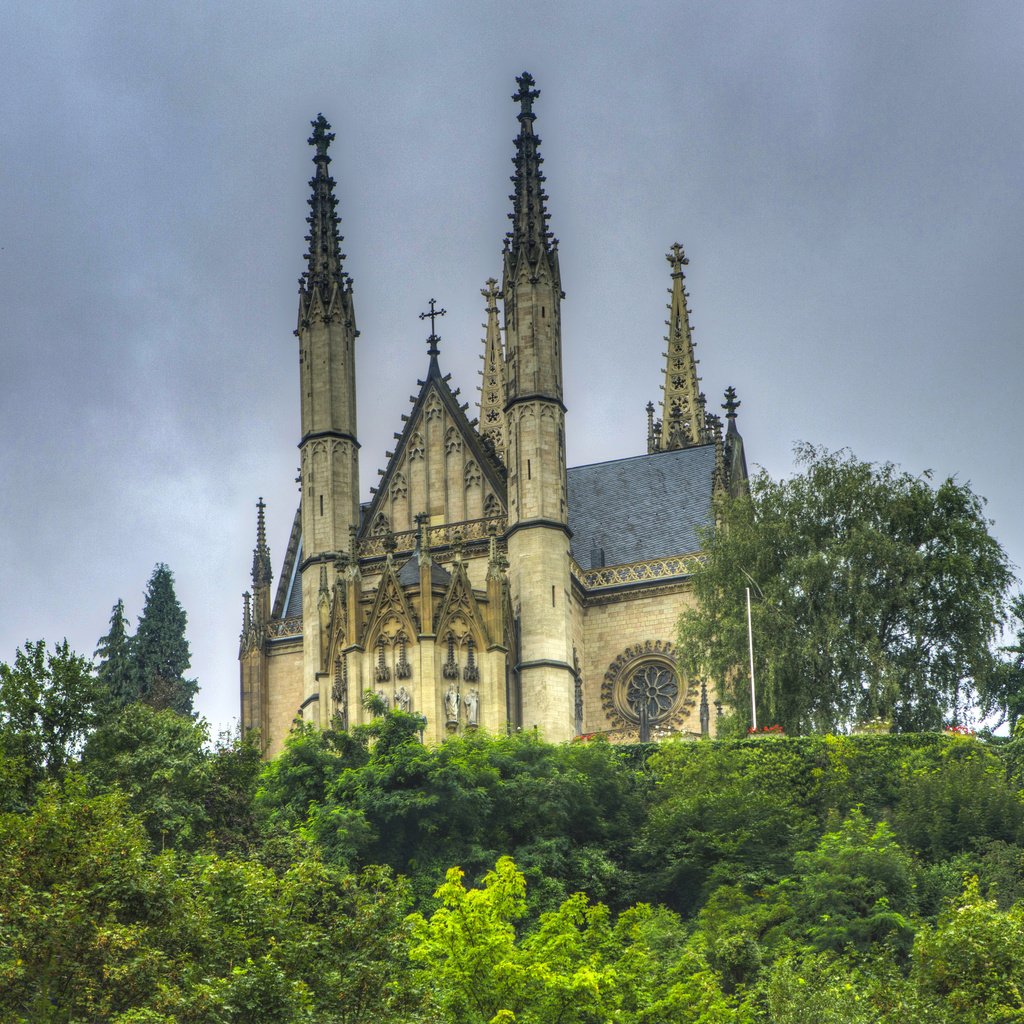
[505,72,556,268]
[300,114,350,304]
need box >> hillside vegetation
[4,676,1024,1022]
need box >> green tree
[133,563,197,714]
[912,877,1024,1023]
[781,809,917,955]
[95,598,136,711]
[978,593,1024,731]
[407,857,743,1024]
[0,639,104,803]
[678,444,1013,733]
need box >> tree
[95,598,136,711]
[978,593,1024,731]
[407,857,744,1024]
[132,564,197,715]
[0,639,104,803]
[678,444,1013,733]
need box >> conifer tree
[133,563,198,715]
[94,598,136,710]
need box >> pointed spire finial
[506,72,554,265]
[300,114,350,307]
[513,72,540,120]
[478,278,507,461]
[722,386,741,423]
[667,242,689,274]
[482,277,500,311]
[251,497,273,588]
[308,113,335,158]
[658,243,706,450]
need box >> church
[239,73,748,757]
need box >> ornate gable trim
[435,559,490,648]
[363,560,420,648]
[359,358,507,541]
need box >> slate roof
[283,543,303,618]
[566,444,717,570]
[397,552,452,589]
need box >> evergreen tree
[133,563,198,715]
[94,598,136,710]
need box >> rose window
[626,663,678,722]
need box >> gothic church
[240,73,748,756]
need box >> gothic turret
[656,243,707,450]
[296,115,361,724]
[241,497,272,747]
[502,73,574,742]
[722,386,749,498]
[478,278,507,463]
[251,496,273,625]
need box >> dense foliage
[677,444,1015,733]
[7,634,1024,1020]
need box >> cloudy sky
[2,1,1021,731]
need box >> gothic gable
[361,359,507,541]
[436,558,490,649]
[363,560,420,649]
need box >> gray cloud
[2,1,1021,729]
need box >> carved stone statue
[464,688,479,728]
[376,688,389,710]
[444,684,460,725]
[395,685,411,713]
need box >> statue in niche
[444,684,460,726]
[395,685,411,713]
[464,688,479,728]
[376,688,389,710]
[574,676,584,735]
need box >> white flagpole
[746,586,757,731]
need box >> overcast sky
[2,1,1021,732]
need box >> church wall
[579,582,705,737]
[263,639,304,759]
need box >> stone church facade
[239,73,748,757]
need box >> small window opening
[527,459,532,480]
[551,585,556,607]
[320,494,324,516]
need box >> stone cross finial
[722,386,741,421]
[481,277,500,312]
[513,72,540,117]
[666,242,689,275]
[419,298,446,357]
[308,114,334,158]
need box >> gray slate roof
[397,553,452,589]
[567,444,717,569]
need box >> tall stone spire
[505,72,558,280]
[477,277,507,463]
[295,113,361,729]
[251,497,273,590]
[501,73,574,743]
[658,243,707,450]
[299,114,354,328]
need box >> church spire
[251,497,272,589]
[477,277,507,462]
[505,72,558,277]
[658,243,707,451]
[295,114,361,726]
[299,114,354,327]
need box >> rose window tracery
[625,663,678,721]
[601,641,688,739]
